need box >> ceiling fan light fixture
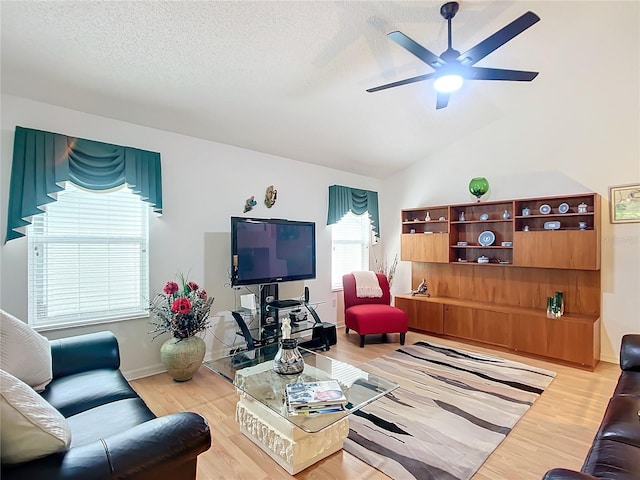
[434,74,463,93]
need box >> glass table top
[204,344,399,433]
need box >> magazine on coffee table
[285,380,347,409]
[287,404,346,416]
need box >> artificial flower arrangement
[149,274,214,340]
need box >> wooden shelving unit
[398,193,601,369]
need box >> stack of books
[285,380,347,416]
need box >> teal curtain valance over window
[327,185,380,238]
[6,126,162,242]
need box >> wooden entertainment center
[396,193,601,369]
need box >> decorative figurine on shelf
[273,317,304,375]
[469,177,489,202]
[281,316,292,339]
[411,279,429,296]
[578,202,588,213]
[243,196,257,213]
[503,209,510,220]
[264,185,277,208]
[459,211,466,222]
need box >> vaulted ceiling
[1,1,635,178]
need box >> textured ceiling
[0,1,620,178]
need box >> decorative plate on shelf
[544,221,561,230]
[479,213,489,221]
[539,204,552,215]
[558,202,570,214]
[478,230,495,246]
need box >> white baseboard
[123,363,166,381]
[124,352,226,381]
[600,353,617,365]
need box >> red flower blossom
[198,289,208,301]
[163,281,179,295]
[186,281,199,292]
[171,298,191,315]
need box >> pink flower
[163,281,179,295]
[171,298,191,315]
[187,281,199,292]
[198,289,208,301]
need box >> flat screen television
[231,217,316,286]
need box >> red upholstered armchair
[342,272,408,348]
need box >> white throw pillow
[0,309,52,391]
[0,369,72,464]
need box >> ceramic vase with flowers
[149,274,214,381]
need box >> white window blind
[331,211,371,290]
[28,183,149,328]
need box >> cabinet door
[395,297,419,329]
[511,313,548,356]
[546,317,599,367]
[401,234,449,263]
[473,310,510,348]
[443,305,474,339]
[416,301,444,334]
[513,231,599,270]
[395,297,443,334]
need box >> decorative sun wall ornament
[264,185,277,208]
[243,196,257,213]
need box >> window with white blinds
[331,211,371,290]
[27,183,149,328]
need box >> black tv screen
[231,217,316,286]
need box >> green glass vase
[469,177,489,202]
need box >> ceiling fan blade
[436,92,450,109]
[465,67,539,81]
[387,31,446,69]
[456,11,540,66]
[366,72,436,93]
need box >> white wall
[0,94,380,378]
[380,2,640,363]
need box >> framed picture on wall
[609,183,640,223]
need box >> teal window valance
[327,185,380,238]
[6,126,162,242]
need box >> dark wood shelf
[402,220,448,224]
[451,219,512,224]
[452,245,513,249]
[515,212,594,219]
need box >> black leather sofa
[543,334,640,480]
[1,331,211,480]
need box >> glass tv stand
[231,300,329,351]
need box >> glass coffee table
[204,345,398,474]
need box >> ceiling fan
[367,2,540,109]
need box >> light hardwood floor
[131,330,620,480]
